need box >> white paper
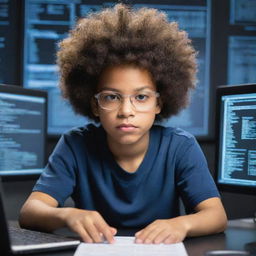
[74,236,188,256]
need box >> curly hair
[57,3,197,122]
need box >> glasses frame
[94,90,160,112]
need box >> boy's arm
[19,191,116,243]
[135,197,227,244]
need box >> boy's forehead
[97,65,156,92]
[99,85,156,93]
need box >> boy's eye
[135,94,149,101]
[102,94,120,101]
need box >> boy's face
[93,65,161,147]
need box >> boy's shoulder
[62,124,104,146]
[59,124,105,152]
[65,123,102,137]
[153,125,195,140]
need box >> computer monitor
[0,0,22,85]
[215,83,256,195]
[0,84,47,177]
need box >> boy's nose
[117,97,135,117]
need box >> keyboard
[8,222,79,246]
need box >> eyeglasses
[94,90,160,112]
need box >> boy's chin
[111,134,144,146]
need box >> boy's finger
[102,227,115,243]
[110,227,117,235]
[72,224,93,243]
[96,222,115,243]
[83,222,104,243]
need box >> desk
[28,220,256,256]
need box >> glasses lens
[131,92,159,111]
[98,92,120,110]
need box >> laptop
[0,190,80,255]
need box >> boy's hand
[62,208,117,243]
[135,218,187,244]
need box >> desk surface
[26,220,256,256]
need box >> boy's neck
[107,132,150,172]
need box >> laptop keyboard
[9,223,78,246]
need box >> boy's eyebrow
[99,86,154,92]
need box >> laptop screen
[0,84,47,176]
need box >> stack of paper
[74,236,188,256]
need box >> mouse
[204,250,250,256]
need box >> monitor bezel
[215,83,256,195]
[0,84,48,180]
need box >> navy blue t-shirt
[33,124,219,228]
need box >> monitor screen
[0,0,21,85]
[0,84,47,176]
[22,0,212,138]
[216,83,256,194]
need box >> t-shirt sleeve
[33,134,77,206]
[175,136,220,213]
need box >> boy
[19,4,227,244]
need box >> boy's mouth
[116,124,138,132]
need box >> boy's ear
[91,98,99,117]
[155,98,162,114]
